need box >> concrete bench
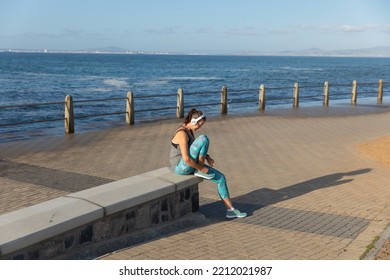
[0,167,202,260]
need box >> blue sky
[1,0,389,53]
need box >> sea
[1,52,390,142]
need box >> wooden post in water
[177,88,184,118]
[377,79,383,104]
[64,95,74,134]
[351,80,358,105]
[126,91,134,125]
[259,84,266,110]
[293,82,299,108]
[323,81,329,107]
[221,86,228,114]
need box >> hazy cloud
[382,25,390,33]
[145,27,179,35]
[193,27,213,34]
[340,24,378,32]
[225,27,266,37]
[7,29,108,40]
[21,31,58,39]
[318,24,380,33]
[270,28,295,35]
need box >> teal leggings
[174,134,230,199]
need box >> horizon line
[2,45,390,58]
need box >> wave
[87,87,112,93]
[76,75,102,81]
[149,76,222,83]
[134,80,170,87]
[280,67,324,71]
[133,76,223,87]
[103,78,129,88]
[159,76,223,82]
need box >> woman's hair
[184,108,206,124]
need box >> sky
[1,0,390,54]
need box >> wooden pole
[64,95,74,134]
[323,81,329,107]
[351,80,357,105]
[221,86,228,114]
[259,84,266,110]
[377,79,383,104]
[293,82,299,108]
[126,91,134,125]
[177,88,184,118]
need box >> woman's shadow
[199,168,372,220]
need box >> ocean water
[1,52,390,141]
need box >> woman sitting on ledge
[170,108,247,219]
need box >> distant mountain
[328,46,390,57]
[233,46,390,57]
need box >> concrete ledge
[0,197,103,256]
[0,167,202,259]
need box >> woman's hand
[206,155,215,167]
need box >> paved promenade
[1,102,390,259]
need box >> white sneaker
[194,170,215,180]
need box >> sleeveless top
[169,126,195,169]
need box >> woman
[170,108,247,219]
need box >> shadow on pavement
[199,168,372,221]
[99,168,372,258]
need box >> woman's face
[194,119,205,130]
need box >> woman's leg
[175,136,246,217]
[207,166,247,217]
[189,134,209,163]
[175,134,209,175]
[206,166,231,203]
[176,135,233,206]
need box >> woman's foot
[226,208,247,218]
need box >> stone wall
[0,167,202,260]
[3,185,199,260]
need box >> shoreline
[2,48,390,58]
[2,96,390,144]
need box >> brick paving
[1,102,390,259]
